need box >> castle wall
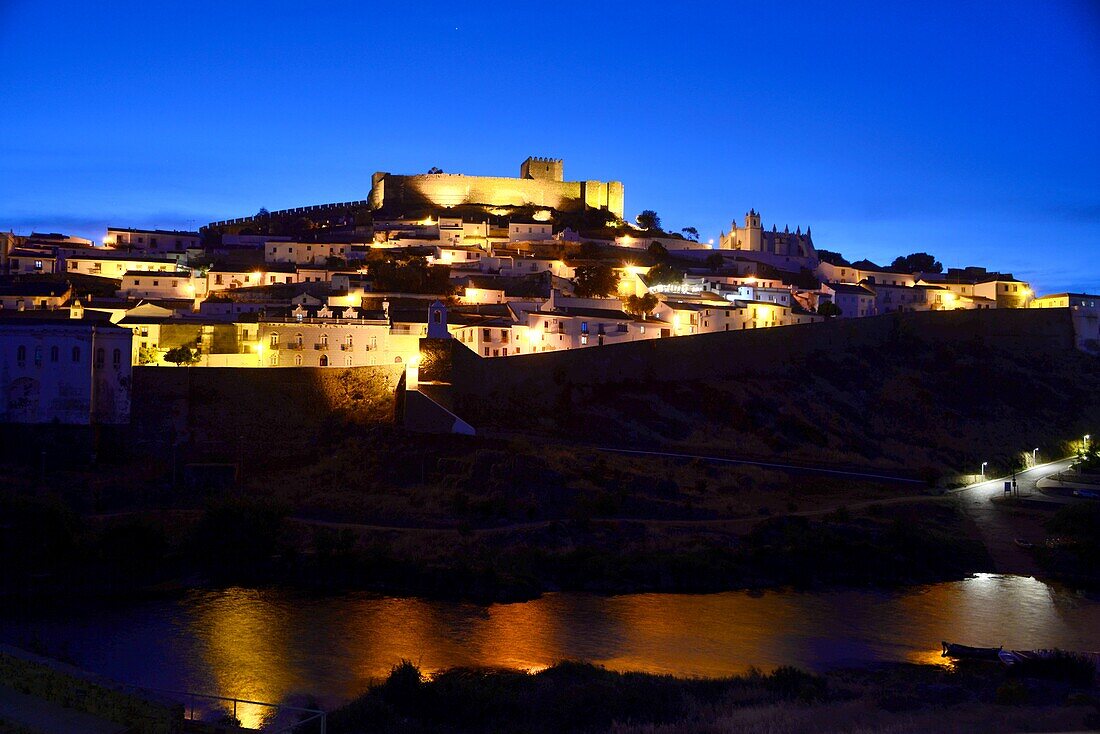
[370,172,624,218]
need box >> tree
[137,345,160,365]
[635,210,661,231]
[681,226,699,241]
[164,345,200,366]
[704,252,724,273]
[427,166,444,174]
[646,262,683,285]
[573,264,619,297]
[623,293,658,318]
[891,252,943,273]
[646,241,669,260]
[256,207,270,218]
[817,301,842,318]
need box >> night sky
[2,1,1097,292]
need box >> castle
[369,157,625,218]
[718,209,816,259]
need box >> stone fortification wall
[370,172,624,218]
[449,308,1077,425]
[131,365,402,456]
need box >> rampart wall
[370,173,624,218]
[131,364,402,456]
[448,308,1078,425]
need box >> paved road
[598,447,925,484]
[951,457,1076,576]
[952,457,1076,500]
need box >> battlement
[370,158,623,218]
[520,156,564,182]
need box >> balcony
[314,343,329,351]
[286,343,303,350]
[340,343,353,351]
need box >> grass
[309,659,1100,734]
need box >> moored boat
[941,641,1003,660]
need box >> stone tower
[520,156,564,181]
[743,208,763,251]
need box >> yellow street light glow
[527,328,539,345]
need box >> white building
[0,311,133,424]
[119,271,206,300]
[104,227,200,253]
[264,241,350,266]
[508,221,553,242]
[66,253,187,279]
[821,282,877,318]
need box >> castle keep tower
[520,156,564,181]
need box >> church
[718,209,817,263]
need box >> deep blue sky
[2,1,1098,293]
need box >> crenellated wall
[370,170,624,218]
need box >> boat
[941,641,1003,660]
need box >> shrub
[1010,651,1097,687]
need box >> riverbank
[0,485,992,604]
[318,658,1100,734]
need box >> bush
[1010,651,1096,687]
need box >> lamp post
[981,461,988,481]
[1032,448,1039,466]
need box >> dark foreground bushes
[320,661,828,734]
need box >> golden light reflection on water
[181,576,1100,718]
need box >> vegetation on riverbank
[0,450,990,602]
[311,658,1100,734]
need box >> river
[4,574,1100,728]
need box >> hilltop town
[0,156,1097,426]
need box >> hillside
[450,308,1099,481]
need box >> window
[113,349,121,367]
[34,260,43,270]
[270,333,279,347]
[493,349,499,357]
[150,238,157,247]
[270,353,279,366]
[294,354,302,366]
[345,334,353,348]
[215,274,223,285]
[483,328,491,341]
[152,280,159,286]
[580,335,589,345]
[296,333,303,347]
[17,345,27,365]
[72,346,80,362]
[320,334,329,347]
[483,347,490,356]
[581,322,588,333]
[345,356,352,366]
[50,346,59,362]
[95,348,105,367]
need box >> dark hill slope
[451,309,1099,477]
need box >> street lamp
[981,461,988,480]
[1032,448,1039,466]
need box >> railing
[340,344,353,351]
[314,343,329,351]
[142,688,325,733]
[286,343,303,350]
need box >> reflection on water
[4,575,1099,717]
